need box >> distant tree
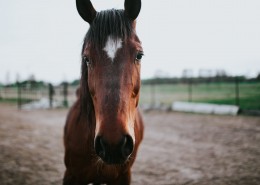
[28,74,36,81]
[70,79,80,86]
[257,73,260,81]
[215,69,227,77]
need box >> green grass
[140,82,260,110]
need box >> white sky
[0,0,260,84]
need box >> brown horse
[63,0,144,184]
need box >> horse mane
[79,9,134,122]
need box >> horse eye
[83,56,91,66]
[135,52,144,62]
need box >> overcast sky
[0,0,260,84]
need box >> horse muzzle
[94,135,134,164]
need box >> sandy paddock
[0,104,259,185]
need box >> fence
[0,79,259,111]
[139,79,260,111]
[0,82,77,109]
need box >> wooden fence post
[235,77,240,106]
[188,79,193,102]
[48,83,54,108]
[63,82,68,108]
[151,82,156,107]
[17,82,22,109]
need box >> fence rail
[0,80,259,111]
[140,80,260,111]
[0,83,77,109]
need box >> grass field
[0,97,34,104]
[140,82,260,110]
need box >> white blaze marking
[103,36,122,61]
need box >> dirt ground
[0,104,260,185]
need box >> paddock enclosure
[0,104,259,185]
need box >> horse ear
[76,0,97,24]
[124,0,141,21]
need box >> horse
[63,0,144,184]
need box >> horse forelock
[84,9,133,50]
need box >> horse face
[77,0,142,165]
[84,35,143,164]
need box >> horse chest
[87,160,122,182]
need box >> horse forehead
[103,36,122,62]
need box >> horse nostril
[121,135,134,158]
[94,136,106,159]
[95,135,134,164]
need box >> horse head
[76,0,143,165]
